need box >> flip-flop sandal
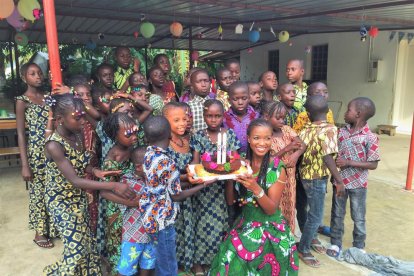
[311,239,327,254]
[326,245,342,258]
[33,238,54,249]
[178,270,194,276]
[298,252,321,268]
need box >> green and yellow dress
[15,95,57,238]
[44,132,101,275]
[210,158,299,275]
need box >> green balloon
[140,22,155,39]
[15,32,28,46]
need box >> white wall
[240,31,411,131]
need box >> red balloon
[191,51,199,61]
[369,27,379,37]
[133,31,139,39]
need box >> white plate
[188,161,252,181]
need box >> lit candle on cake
[217,132,222,164]
[222,132,227,165]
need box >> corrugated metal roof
[1,0,413,52]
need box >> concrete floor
[0,134,413,275]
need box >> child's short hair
[215,67,230,79]
[353,97,376,120]
[246,81,259,87]
[153,53,168,64]
[305,95,328,116]
[109,97,132,114]
[228,81,248,97]
[308,81,327,95]
[96,63,114,75]
[224,58,240,68]
[51,93,85,118]
[262,101,286,117]
[131,146,146,165]
[162,102,187,116]
[103,112,136,141]
[203,99,224,113]
[131,83,148,92]
[68,74,90,87]
[143,116,171,143]
[147,66,163,80]
[114,46,130,56]
[190,68,209,83]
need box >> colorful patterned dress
[166,141,195,270]
[270,125,298,232]
[101,159,133,275]
[210,158,299,275]
[162,80,178,103]
[15,95,57,238]
[192,129,241,265]
[44,133,101,275]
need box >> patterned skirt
[175,197,195,270]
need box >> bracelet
[45,129,53,133]
[254,188,265,199]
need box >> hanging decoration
[389,31,396,41]
[98,33,105,40]
[86,40,97,50]
[248,30,260,43]
[17,0,40,22]
[305,45,311,54]
[191,51,199,61]
[218,23,223,40]
[278,31,289,43]
[15,32,28,46]
[133,31,139,39]
[360,25,368,41]
[368,26,379,38]
[247,48,253,54]
[289,41,293,46]
[0,0,14,19]
[249,22,255,31]
[235,24,243,34]
[170,21,183,37]
[269,26,276,38]
[140,21,155,38]
[32,8,43,20]
[398,32,405,42]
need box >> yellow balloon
[17,0,40,22]
[0,0,14,19]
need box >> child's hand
[52,83,71,95]
[285,141,301,152]
[93,169,122,180]
[335,183,346,197]
[187,171,204,185]
[236,173,260,194]
[21,165,33,182]
[203,178,219,187]
[336,158,349,168]
[112,182,136,200]
[113,91,130,99]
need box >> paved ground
[0,134,413,275]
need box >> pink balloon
[6,7,25,29]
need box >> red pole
[43,0,62,89]
[406,113,414,191]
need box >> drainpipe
[43,0,62,89]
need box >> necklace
[170,136,189,152]
[205,128,222,144]
[57,128,82,149]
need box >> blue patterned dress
[44,133,101,275]
[166,139,195,270]
[15,95,57,238]
[192,129,241,265]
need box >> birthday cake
[201,151,241,175]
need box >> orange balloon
[0,0,14,19]
[170,21,183,37]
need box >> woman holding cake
[209,118,299,275]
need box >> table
[0,119,17,130]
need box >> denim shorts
[117,241,156,275]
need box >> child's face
[117,124,138,147]
[115,48,132,69]
[60,106,86,134]
[24,65,43,88]
[229,87,249,115]
[309,83,329,100]
[115,102,135,118]
[260,72,278,91]
[192,72,210,97]
[98,92,112,115]
[277,84,296,107]
[149,69,165,88]
[133,162,145,177]
[204,104,223,131]
[269,109,287,130]
[286,61,304,83]
[165,107,187,136]
[75,85,92,104]
[130,73,147,87]
[98,67,114,89]
[344,100,358,124]
[156,56,171,75]
[248,84,262,107]
[217,70,233,91]
[227,62,240,81]
[131,88,148,103]
[247,125,272,157]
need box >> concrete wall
[240,31,409,130]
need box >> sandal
[298,252,321,268]
[33,238,54,249]
[178,271,194,276]
[326,245,342,258]
[310,239,326,254]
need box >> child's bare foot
[33,234,54,249]
[298,251,321,268]
[191,264,205,276]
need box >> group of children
[16,46,380,275]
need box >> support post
[405,113,414,191]
[13,41,21,93]
[8,32,15,84]
[189,26,194,69]
[43,0,62,89]
[144,47,148,77]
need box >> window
[268,50,279,79]
[311,44,328,81]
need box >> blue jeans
[298,177,328,253]
[330,186,367,249]
[153,225,178,276]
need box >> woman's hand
[236,174,261,195]
[21,165,33,182]
[112,182,136,200]
[93,169,122,180]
